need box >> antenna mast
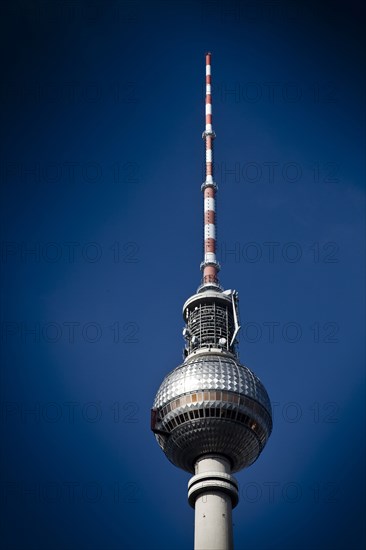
[200,52,220,290]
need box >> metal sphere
[152,353,272,473]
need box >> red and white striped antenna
[200,52,220,291]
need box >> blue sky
[0,1,365,549]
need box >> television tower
[151,53,272,550]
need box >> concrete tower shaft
[188,456,238,550]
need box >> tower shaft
[188,455,238,550]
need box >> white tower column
[188,455,239,550]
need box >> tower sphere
[152,353,272,473]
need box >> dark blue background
[0,1,365,549]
